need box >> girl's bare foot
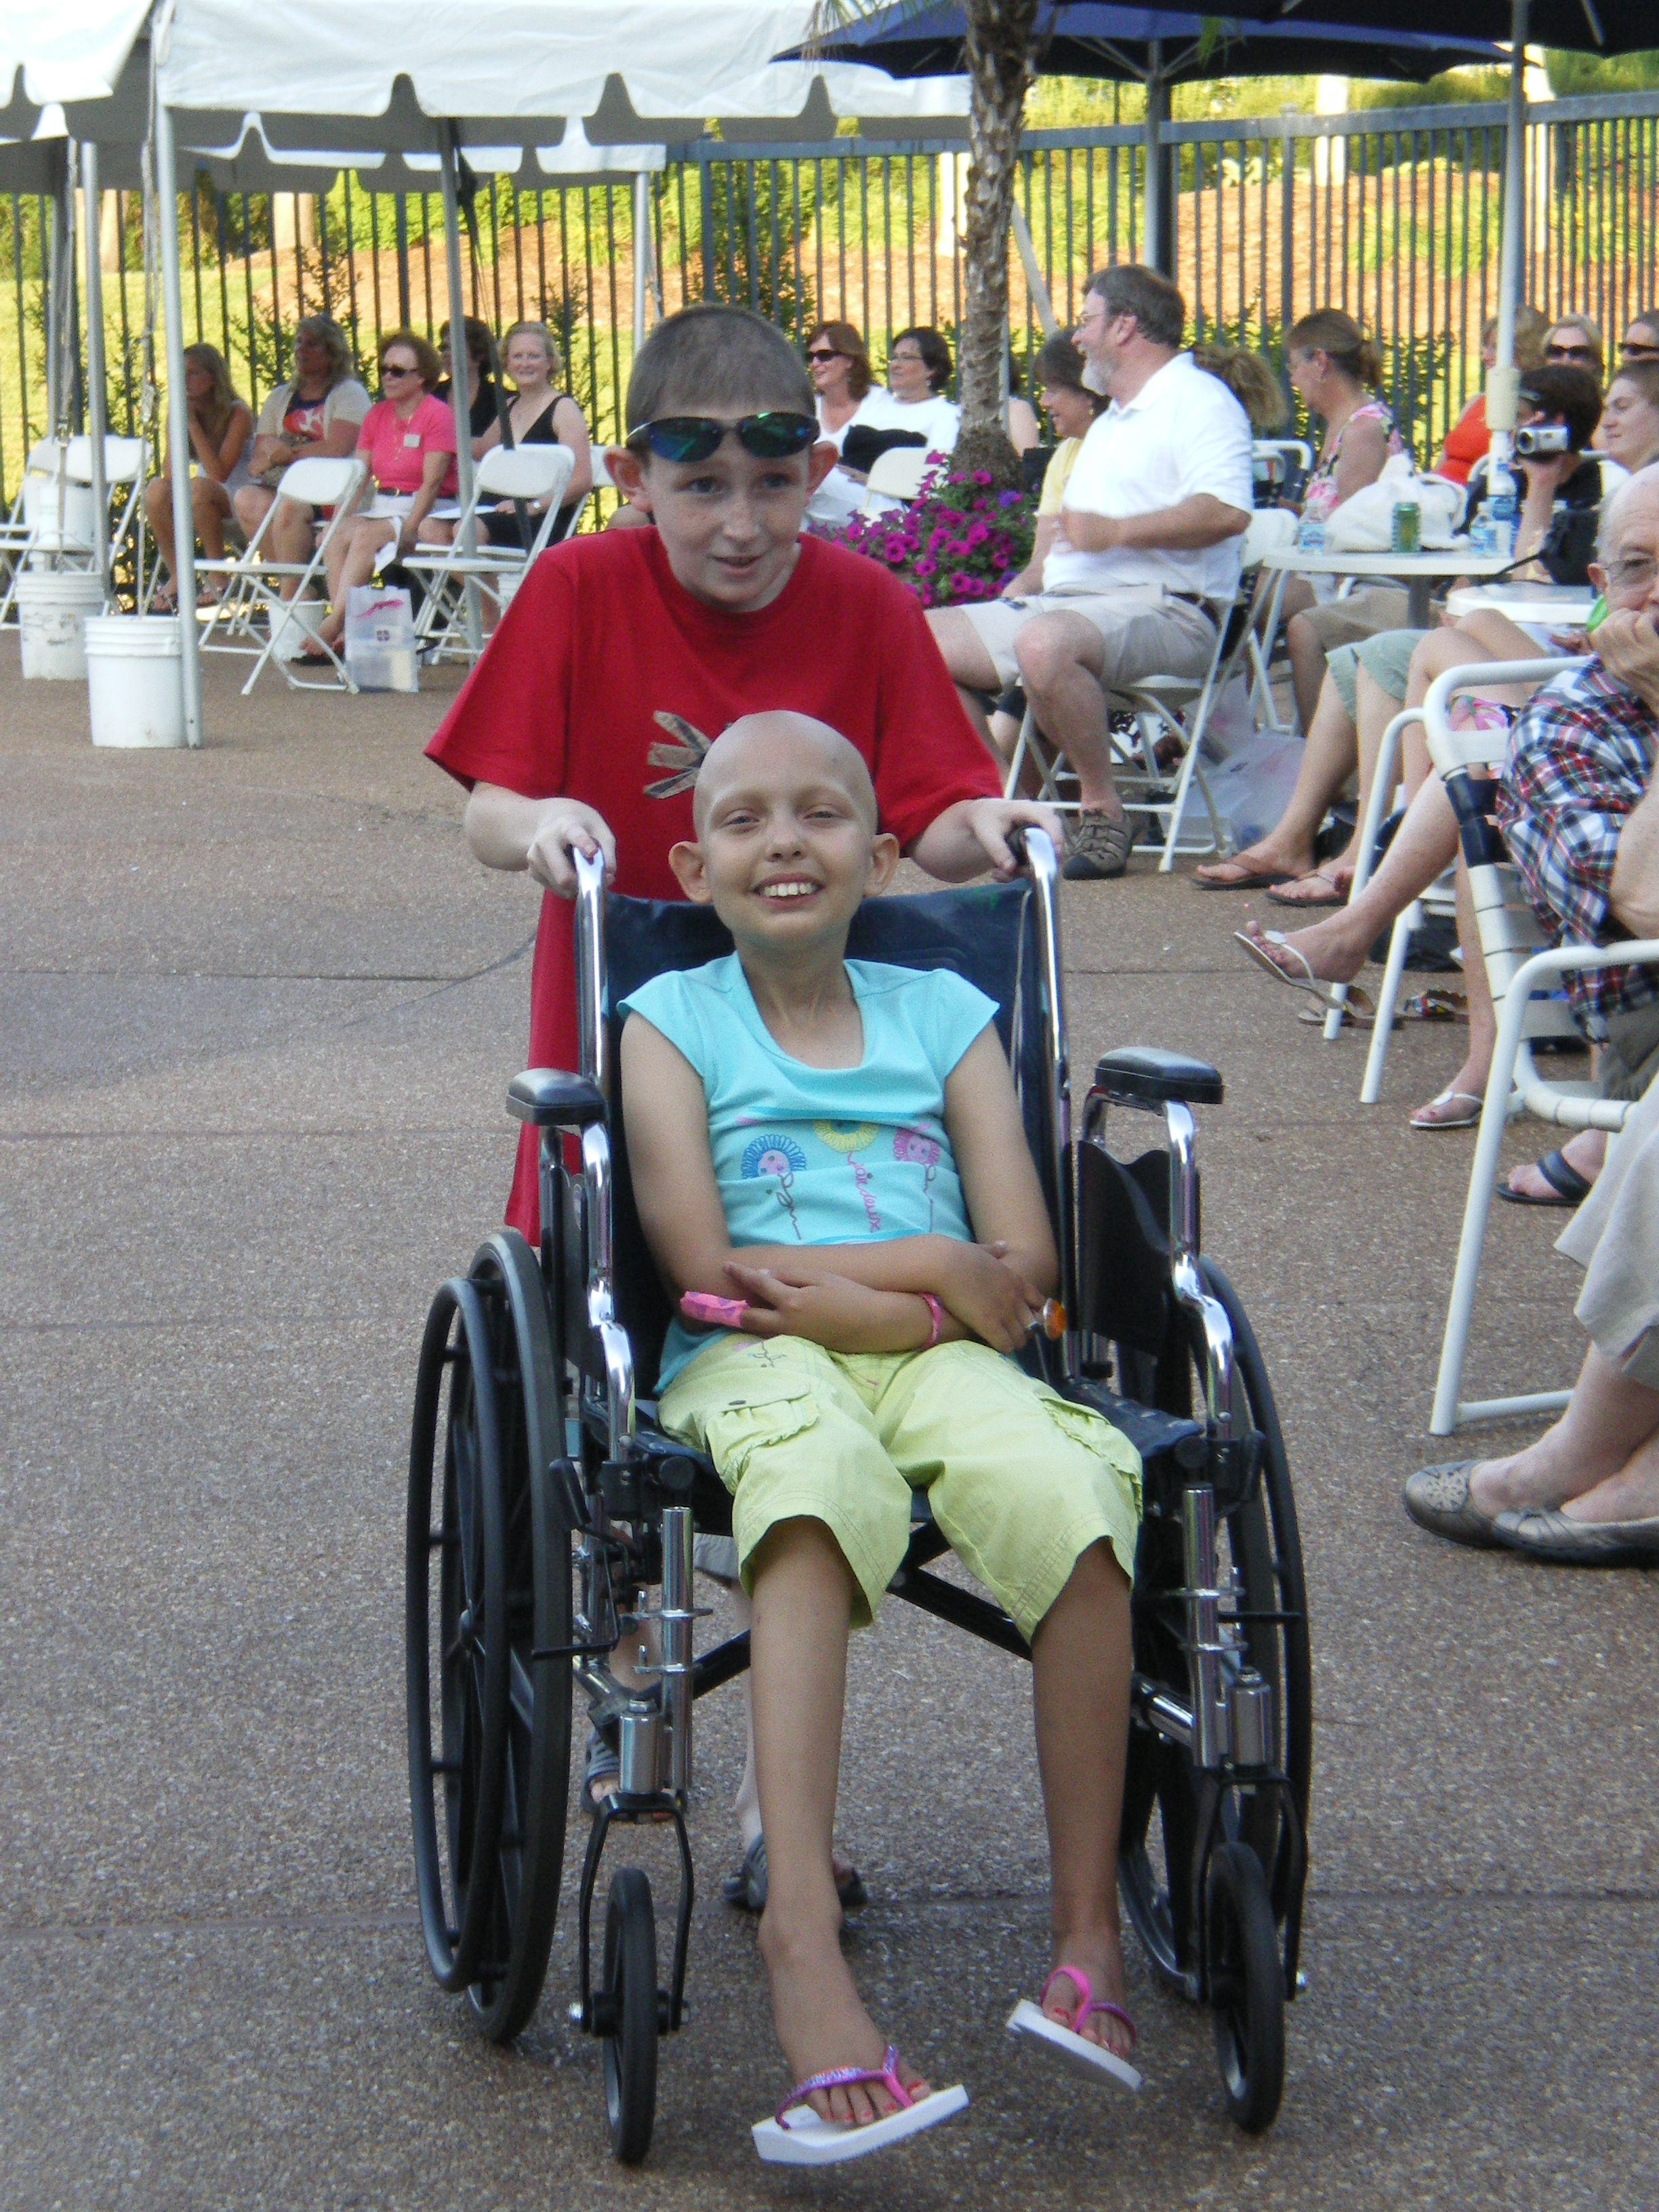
[1042,1924,1135,2062]
[1240,907,1370,986]
[760,1900,932,2125]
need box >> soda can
[1391,501,1422,556]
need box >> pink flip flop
[1006,1966,1143,2092]
[752,2047,968,2165]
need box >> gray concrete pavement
[3,648,1656,2210]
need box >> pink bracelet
[920,1292,944,1349]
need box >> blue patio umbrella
[799,3,1506,272]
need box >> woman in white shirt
[804,321,897,525]
[884,325,961,455]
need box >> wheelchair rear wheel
[464,1232,575,2043]
[602,1868,659,2165]
[406,1276,512,1994]
[1117,1260,1311,2005]
[1206,1841,1286,2133]
[405,1233,575,2039]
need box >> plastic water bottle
[1468,504,1496,557]
[1297,514,1326,552]
[1488,454,1519,559]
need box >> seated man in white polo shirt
[929,265,1254,878]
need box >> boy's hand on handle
[937,1240,1046,1353]
[966,798,1066,881]
[525,801,618,897]
[723,1262,932,1355]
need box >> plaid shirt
[1497,657,1658,1039]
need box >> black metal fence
[2,87,1655,509]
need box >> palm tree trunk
[954,0,1038,483]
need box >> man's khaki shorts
[959,586,1218,695]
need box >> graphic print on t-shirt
[283,398,326,445]
[645,711,714,801]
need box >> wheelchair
[405,830,1311,2162]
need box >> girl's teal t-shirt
[619,954,998,1387]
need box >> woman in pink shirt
[309,329,457,659]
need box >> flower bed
[823,457,1036,611]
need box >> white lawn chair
[1423,658,1659,1433]
[197,455,368,695]
[403,443,575,663]
[1003,506,1295,872]
[859,445,934,509]
[0,434,148,621]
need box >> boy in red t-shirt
[427,304,1057,1247]
[426,304,1059,1893]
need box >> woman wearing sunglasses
[804,321,901,527]
[306,331,457,663]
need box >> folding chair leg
[1002,707,1035,801]
[1357,903,1417,1096]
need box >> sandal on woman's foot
[753,2050,968,2166]
[1235,929,1372,1019]
[1266,868,1350,908]
[150,582,178,614]
[722,1832,869,1914]
[1007,1966,1142,2092]
[1495,1149,1593,1208]
[1402,1461,1500,1549]
[1063,809,1132,881]
[1410,1088,1484,1130]
[1194,857,1299,890]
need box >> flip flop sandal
[1494,1148,1593,1208]
[293,644,337,668]
[1266,869,1350,909]
[753,2050,968,2166]
[1402,988,1467,1024]
[721,1833,869,1914]
[1296,997,1385,1030]
[1235,930,1374,1019]
[1410,1088,1484,1130]
[1402,1461,1501,1549]
[1006,1966,1143,2092]
[1062,810,1132,881]
[1195,861,1300,891]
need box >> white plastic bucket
[85,616,187,749]
[17,569,108,679]
[270,595,328,661]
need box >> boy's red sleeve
[869,577,1002,852]
[424,552,572,797]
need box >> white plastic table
[1444,579,1596,626]
[1256,544,1515,628]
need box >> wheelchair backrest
[602,881,1054,1395]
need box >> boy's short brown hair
[626,305,815,433]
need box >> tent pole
[81,142,110,588]
[1143,47,1169,274]
[439,129,481,655]
[1496,0,1529,375]
[153,98,203,747]
[45,142,66,434]
[632,169,647,354]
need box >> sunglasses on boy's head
[626,413,819,464]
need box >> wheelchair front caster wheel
[602,1868,659,2164]
[1206,1842,1285,2133]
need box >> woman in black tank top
[482,321,594,546]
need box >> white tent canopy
[0,0,972,745]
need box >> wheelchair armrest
[1093,1047,1223,1107]
[506,1068,607,1128]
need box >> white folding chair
[0,434,149,621]
[404,443,575,663]
[1003,507,1294,872]
[859,445,934,509]
[197,455,368,694]
[1422,658,1659,1433]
